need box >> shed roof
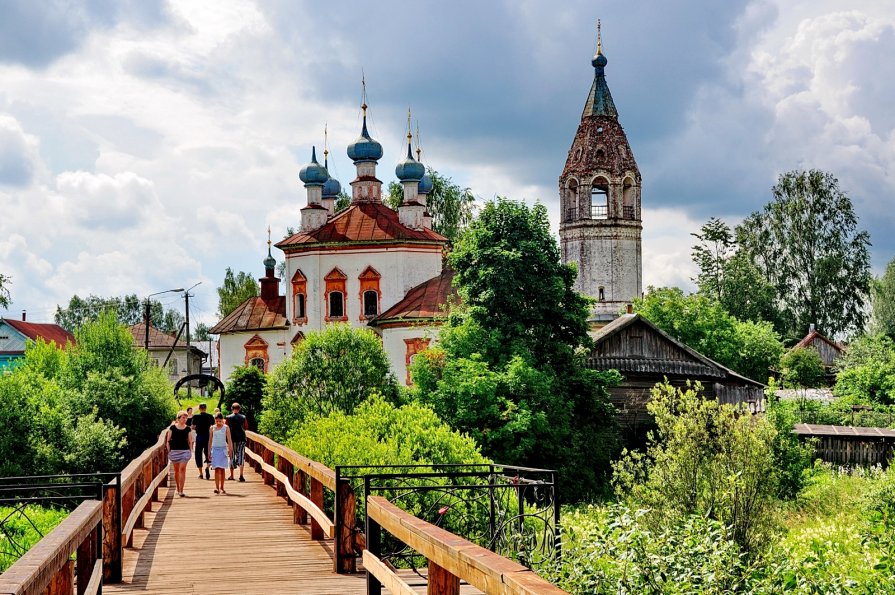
[276,202,447,250]
[368,269,457,327]
[2,318,75,347]
[793,423,895,439]
[794,330,844,354]
[209,296,288,334]
[128,323,206,356]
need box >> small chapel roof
[209,296,288,334]
[277,201,447,250]
[368,268,457,328]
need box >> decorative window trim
[243,334,270,373]
[291,269,308,325]
[358,266,382,321]
[324,267,348,322]
[404,337,431,385]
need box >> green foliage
[613,382,779,553]
[54,293,184,333]
[737,169,872,340]
[0,272,10,309]
[414,199,619,500]
[779,347,826,389]
[833,334,895,405]
[334,189,350,213]
[764,382,816,499]
[260,324,398,441]
[225,365,266,429]
[631,287,783,381]
[384,168,476,242]
[63,414,127,474]
[217,267,259,318]
[872,256,895,340]
[0,505,68,572]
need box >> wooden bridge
[0,431,565,594]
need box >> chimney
[21,310,26,322]
[809,323,816,333]
[626,304,633,315]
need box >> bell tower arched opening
[591,177,609,219]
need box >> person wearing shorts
[226,402,248,482]
[209,413,232,494]
[191,403,214,480]
[166,411,193,497]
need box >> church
[211,29,643,382]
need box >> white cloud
[0,113,40,186]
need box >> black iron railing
[590,204,608,219]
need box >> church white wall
[380,325,442,385]
[218,328,289,381]
[284,247,443,331]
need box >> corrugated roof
[793,424,895,438]
[368,269,457,327]
[128,323,206,355]
[277,202,447,249]
[794,330,844,353]
[209,296,288,334]
[3,319,75,347]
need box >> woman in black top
[166,411,193,497]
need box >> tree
[779,347,825,390]
[871,257,895,340]
[735,319,784,383]
[193,322,211,342]
[737,170,871,340]
[833,334,895,405]
[335,189,350,213]
[217,268,259,318]
[385,168,476,243]
[412,199,620,499]
[0,273,10,309]
[259,324,399,441]
[225,365,266,429]
[54,294,183,333]
[691,217,735,303]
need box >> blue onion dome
[592,50,607,69]
[299,146,328,186]
[347,110,383,162]
[418,172,433,194]
[263,251,276,270]
[322,174,341,198]
[395,140,424,182]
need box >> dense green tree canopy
[217,267,259,318]
[0,272,10,309]
[833,334,895,405]
[737,169,871,340]
[779,347,826,390]
[54,293,184,333]
[413,199,619,499]
[225,365,266,429]
[385,168,476,242]
[871,257,895,340]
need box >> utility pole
[145,288,184,352]
[183,282,201,399]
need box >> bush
[63,414,127,474]
[225,365,266,429]
[613,381,779,553]
[764,381,816,499]
[260,324,398,441]
[834,334,895,405]
[0,505,68,572]
[779,347,826,389]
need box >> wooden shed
[794,424,895,467]
[792,326,845,384]
[586,314,766,435]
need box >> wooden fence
[794,424,895,467]
[0,501,103,595]
[365,496,566,595]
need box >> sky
[0,0,893,327]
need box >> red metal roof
[794,330,844,353]
[209,296,288,334]
[276,202,447,249]
[3,319,75,347]
[369,269,457,327]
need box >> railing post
[310,477,324,540]
[47,559,74,594]
[262,448,275,486]
[76,526,95,595]
[335,473,356,573]
[103,480,122,583]
[365,485,381,595]
[295,470,308,524]
[276,456,288,499]
[427,561,460,595]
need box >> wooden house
[0,315,74,370]
[792,325,845,384]
[586,314,765,435]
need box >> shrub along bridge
[0,431,565,594]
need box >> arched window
[591,177,609,219]
[168,358,178,376]
[358,266,381,320]
[291,270,307,324]
[324,268,348,322]
[622,177,636,220]
[244,334,269,372]
[565,179,579,222]
[249,357,265,370]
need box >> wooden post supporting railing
[365,496,568,595]
[0,501,104,595]
[244,431,358,573]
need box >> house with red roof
[0,314,75,370]
[211,106,456,383]
[128,323,207,385]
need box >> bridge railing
[244,431,358,573]
[365,496,567,595]
[0,500,103,595]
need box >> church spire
[583,19,617,118]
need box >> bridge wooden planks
[104,466,481,594]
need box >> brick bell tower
[559,22,642,324]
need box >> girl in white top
[209,413,232,494]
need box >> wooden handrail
[0,500,103,595]
[366,496,567,595]
[121,459,170,544]
[246,431,336,490]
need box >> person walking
[226,402,249,482]
[166,411,193,497]
[209,413,233,494]
[185,406,194,431]
[191,403,215,480]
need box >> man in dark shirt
[191,403,215,479]
[226,402,249,482]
